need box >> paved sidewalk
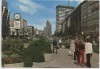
[32,48,99,68]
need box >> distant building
[2,0,10,39]
[56,5,74,32]
[44,20,52,37]
[26,26,34,37]
[9,18,27,37]
[34,28,44,36]
[81,1,99,35]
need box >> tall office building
[56,5,74,32]
[2,0,10,39]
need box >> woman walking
[70,38,75,57]
[78,40,85,66]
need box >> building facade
[56,5,74,33]
[9,18,27,37]
[2,0,10,39]
[61,3,82,36]
[61,1,99,37]
[81,1,99,36]
[26,26,34,37]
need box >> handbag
[57,46,59,49]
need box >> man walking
[53,38,57,54]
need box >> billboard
[14,21,20,29]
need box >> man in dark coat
[53,38,57,54]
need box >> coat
[85,42,93,54]
[70,43,75,52]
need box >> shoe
[74,62,80,65]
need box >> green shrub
[2,39,24,53]
[64,43,70,49]
[2,39,24,64]
[23,36,52,62]
[93,47,99,53]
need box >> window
[88,9,91,13]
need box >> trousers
[80,50,84,64]
[86,53,91,67]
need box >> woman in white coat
[70,39,75,57]
[85,38,93,67]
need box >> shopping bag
[69,51,71,54]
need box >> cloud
[18,0,46,10]
[11,0,47,15]
[18,4,37,14]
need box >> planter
[24,61,33,67]
[4,62,24,68]
[44,53,53,62]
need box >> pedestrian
[75,38,80,65]
[70,38,75,57]
[53,38,58,54]
[92,40,97,47]
[85,37,93,67]
[78,39,85,67]
[59,38,62,48]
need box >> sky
[6,0,84,34]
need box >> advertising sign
[14,21,20,29]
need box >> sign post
[13,13,21,39]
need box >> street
[32,45,99,68]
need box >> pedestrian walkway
[32,48,99,68]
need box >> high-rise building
[2,0,10,39]
[44,20,52,36]
[56,5,74,32]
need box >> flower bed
[2,53,23,64]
